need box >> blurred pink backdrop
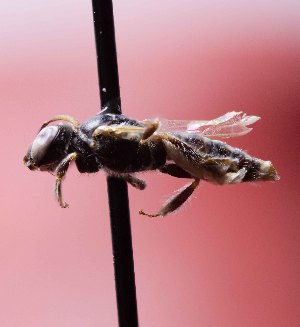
[1,1,300,326]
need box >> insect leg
[39,115,80,132]
[139,179,200,217]
[159,163,193,178]
[158,133,235,179]
[122,174,147,190]
[54,152,78,208]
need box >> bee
[23,111,279,217]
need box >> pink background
[1,1,300,326]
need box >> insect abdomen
[171,133,279,184]
[209,141,279,182]
[237,155,278,182]
[207,139,278,182]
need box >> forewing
[157,111,260,139]
[102,112,261,140]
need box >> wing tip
[241,114,261,126]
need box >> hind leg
[159,163,193,178]
[139,179,200,217]
[159,133,235,178]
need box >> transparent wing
[92,112,260,140]
[154,111,260,139]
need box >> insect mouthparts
[23,158,35,170]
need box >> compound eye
[30,126,59,164]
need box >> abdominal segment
[160,132,279,184]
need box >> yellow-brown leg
[54,152,78,208]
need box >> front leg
[54,152,78,208]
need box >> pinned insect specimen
[23,111,279,217]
